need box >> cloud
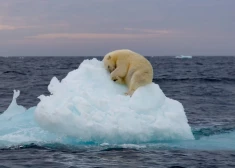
[124,28,172,34]
[0,24,37,31]
[0,25,16,30]
[26,32,172,40]
[26,28,173,40]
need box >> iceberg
[175,55,192,59]
[0,58,194,145]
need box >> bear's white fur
[103,49,153,96]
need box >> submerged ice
[0,58,194,145]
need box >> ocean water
[0,56,235,167]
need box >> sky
[0,0,234,56]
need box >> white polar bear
[103,49,153,96]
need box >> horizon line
[1,55,235,57]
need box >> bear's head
[103,54,116,73]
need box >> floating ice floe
[0,58,194,145]
[175,55,192,59]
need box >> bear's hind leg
[126,70,152,96]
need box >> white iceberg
[0,58,194,145]
[35,58,194,143]
[175,55,192,59]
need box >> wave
[1,71,26,75]
[1,127,235,151]
[193,124,235,140]
[2,129,235,151]
[154,77,235,83]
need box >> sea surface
[0,56,235,167]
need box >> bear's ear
[107,55,111,60]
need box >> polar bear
[103,49,153,96]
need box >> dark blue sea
[0,56,235,167]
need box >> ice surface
[0,58,194,146]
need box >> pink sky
[0,0,234,56]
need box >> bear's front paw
[111,76,117,82]
[111,76,125,84]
